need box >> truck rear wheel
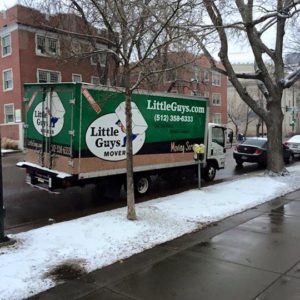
[203,164,216,182]
[135,175,151,196]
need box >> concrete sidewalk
[32,190,300,300]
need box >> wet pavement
[31,190,300,300]
[4,148,265,233]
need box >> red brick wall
[0,28,22,126]
[0,124,20,140]
[143,54,228,125]
[0,5,117,141]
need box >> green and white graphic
[33,91,65,137]
[86,101,148,161]
[24,83,207,159]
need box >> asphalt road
[1,148,289,234]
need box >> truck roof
[24,82,208,102]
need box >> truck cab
[203,123,226,181]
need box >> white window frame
[212,113,222,124]
[1,34,11,57]
[37,68,61,83]
[203,91,209,98]
[3,68,13,91]
[203,70,210,82]
[4,103,14,123]
[91,76,100,85]
[212,71,221,86]
[35,33,60,57]
[71,40,82,55]
[90,51,107,66]
[192,65,200,82]
[212,93,221,106]
[193,91,209,98]
[72,74,82,83]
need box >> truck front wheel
[135,175,151,196]
[203,164,216,182]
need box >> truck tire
[135,175,151,196]
[203,164,216,182]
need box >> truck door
[24,85,74,170]
[207,125,226,168]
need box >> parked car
[233,137,292,167]
[284,135,300,157]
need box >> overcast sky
[0,0,18,11]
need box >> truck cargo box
[18,83,214,191]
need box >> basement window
[4,103,14,123]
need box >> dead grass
[1,138,18,150]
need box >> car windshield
[242,138,267,147]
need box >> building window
[192,65,200,82]
[203,91,209,98]
[36,34,59,56]
[194,91,209,98]
[212,71,221,86]
[91,76,100,85]
[3,69,13,91]
[72,74,82,83]
[91,52,107,66]
[166,68,177,82]
[212,113,221,124]
[203,70,209,82]
[71,40,81,55]
[37,36,46,54]
[212,93,221,106]
[37,69,61,83]
[4,104,14,123]
[1,34,11,57]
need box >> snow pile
[1,166,300,299]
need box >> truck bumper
[17,162,75,191]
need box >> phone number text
[154,114,194,122]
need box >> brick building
[140,52,228,125]
[227,63,300,138]
[0,5,117,144]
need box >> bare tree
[194,0,300,175]
[32,0,194,220]
[228,101,256,137]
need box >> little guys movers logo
[33,91,65,137]
[86,102,148,161]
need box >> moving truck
[17,83,227,195]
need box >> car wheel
[134,175,152,196]
[258,162,267,167]
[203,164,216,182]
[236,159,243,167]
[284,154,293,164]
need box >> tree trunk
[125,88,137,220]
[265,103,286,175]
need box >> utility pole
[0,133,9,244]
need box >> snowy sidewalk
[1,165,300,299]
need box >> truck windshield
[212,127,225,147]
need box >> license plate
[241,156,247,160]
[26,174,31,184]
[37,177,46,183]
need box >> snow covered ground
[1,165,300,300]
